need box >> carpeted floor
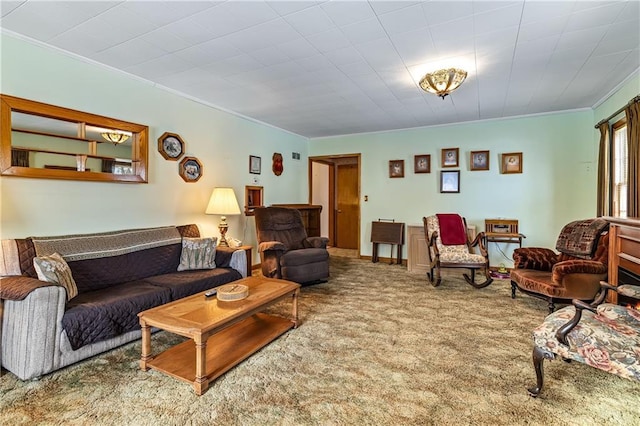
[1,256,639,425]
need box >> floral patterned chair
[528,282,640,397]
[422,214,492,288]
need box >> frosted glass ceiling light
[419,68,467,99]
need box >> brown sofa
[510,218,609,313]
[0,224,246,380]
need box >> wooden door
[336,164,359,249]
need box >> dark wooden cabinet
[272,204,322,237]
[605,217,640,304]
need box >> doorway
[309,154,360,253]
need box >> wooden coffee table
[138,276,300,395]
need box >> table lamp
[205,187,241,247]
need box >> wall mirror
[0,94,148,183]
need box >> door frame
[309,154,361,253]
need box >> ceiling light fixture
[419,68,467,99]
[101,131,130,144]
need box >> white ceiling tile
[306,28,352,53]
[324,46,363,66]
[615,1,640,24]
[1,1,26,18]
[321,1,376,26]
[473,4,523,34]
[73,5,157,49]
[124,55,197,80]
[421,1,474,25]
[336,60,376,78]
[355,38,404,70]
[121,1,216,27]
[284,5,335,36]
[202,55,265,78]
[49,29,115,57]
[377,3,428,35]
[139,28,192,53]
[91,38,167,69]
[277,38,320,60]
[226,19,301,52]
[163,17,220,45]
[1,1,93,41]
[592,23,640,56]
[369,2,420,16]
[564,2,627,32]
[520,1,574,24]
[429,16,474,41]
[556,25,610,51]
[389,28,436,67]
[517,16,569,42]
[249,46,292,66]
[513,35,560,61]
[267,1,320,16]
[295,54,336,72]
[340,18,388,45]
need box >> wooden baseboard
[359,255,407,266]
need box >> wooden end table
[138,276,300,395]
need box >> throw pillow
[33,252,78,300]
[177,237,217,271]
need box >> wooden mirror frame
[0,94,149,183]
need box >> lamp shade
[205,187,241,216]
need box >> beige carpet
[2,256,639,425]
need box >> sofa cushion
[144,268,242,300]
[33,252,78,300]
[63,281,172,350]
[177,237,217,271]
[68,243,182,293]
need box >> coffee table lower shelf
[146,313,293,390]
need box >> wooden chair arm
[555,299,596,345]
[469,231,488,257]
[428,231,440,257]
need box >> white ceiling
[1,1,639,138]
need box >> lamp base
[218,222,229,247]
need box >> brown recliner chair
[510,218,609,313]
[254,206,329,284]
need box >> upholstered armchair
[422,214,492,288]
[529,281,640,397]
[511,218,609,313]
[254,207,329,284]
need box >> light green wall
[310,109,598,266]
[593,72,640,124]
[0,33,309,261]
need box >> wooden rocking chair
[422,214,493,288]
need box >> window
[612,119,628,217]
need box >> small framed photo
[179,156,203,182]
[470,150,490,171]
[414,155,431,173]
[389,160,404,178]
[440,170,460,193]
[158,132,185,161]
[249,155,261,174]
[441,148,459,167]
[502,152,523,174]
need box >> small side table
[237,245,253,277]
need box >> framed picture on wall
[502,152,523,174]
[389,160,404,178]
[179,156,203,182]
[158,132,185,161]
[470,150,489,171]
[414,155,431,173]
[440,170,460,193]
[249,155,261,174]
[441,148,459,167]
